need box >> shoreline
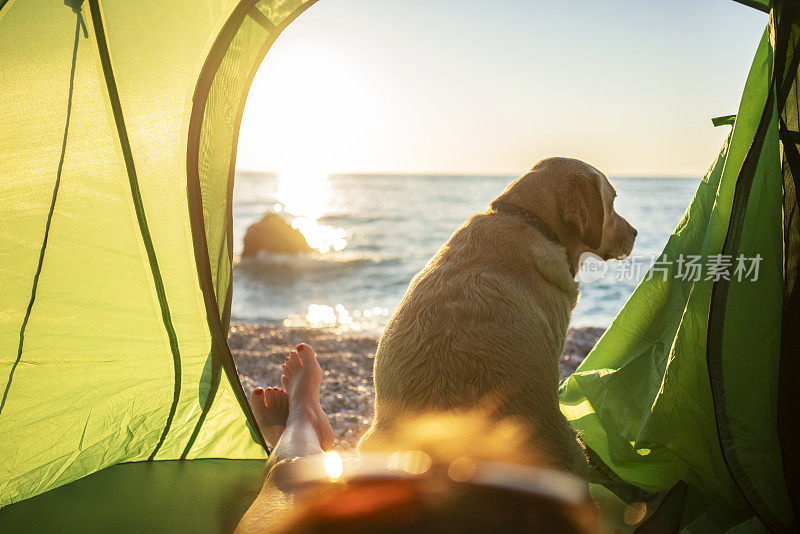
[230,321,605,449]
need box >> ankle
[287,403,318,424]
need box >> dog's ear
[560,175,604,249]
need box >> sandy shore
[230,322,605,449]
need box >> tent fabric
[0,0,794,532]
[0,0,316,511]
[0,459,265,532]
[560,1,799,532]
[732,0,770,14]
[775,0,800,523]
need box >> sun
[238,42,379,254]
[238,38,381,174]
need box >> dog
[358,157,636,475]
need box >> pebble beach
[230,322,605,449]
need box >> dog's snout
[632,227,638,238]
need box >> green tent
[560,1,800,532]
[0,0,316,530]
[0,0,796,532]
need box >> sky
[236,0,767,178]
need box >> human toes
[296,343,321,374]
[296,343,316,361]
[264,387,278,407]
[265,387,287,412]
[282,351,302,379]
[249,388,268,417]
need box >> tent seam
[87,0,183,462]
[706,2,792,531]
[731,0,772,13]
[183,0,270,455]
[248,8,277,32]
[182,0,319,457]
[0,12,84,418]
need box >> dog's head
[494,157,636,263]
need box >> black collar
[490,201,560,243]
[490,200,575,277]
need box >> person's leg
[237,344,334,533]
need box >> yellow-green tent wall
[1,0,797,532]
[0,0,317,525]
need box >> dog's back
[359,212,585,473]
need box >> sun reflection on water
[274,167,347,254]
[270,167,382,332]
[283,303,390,331]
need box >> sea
[231,172,698,331]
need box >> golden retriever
[358,157,636,475]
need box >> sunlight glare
[323,451,344,481]
[301,304,354,328]
[283,303,392,331]
[274,163,347,254]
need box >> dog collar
[490,201,575,277]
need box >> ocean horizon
[231,171,699,331]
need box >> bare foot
[280,343,334,451]
[249,386,288,448]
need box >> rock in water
[242,213,312,257]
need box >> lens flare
[323,451,344,480]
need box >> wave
[234,250,401,278]
[318,213,407,225]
